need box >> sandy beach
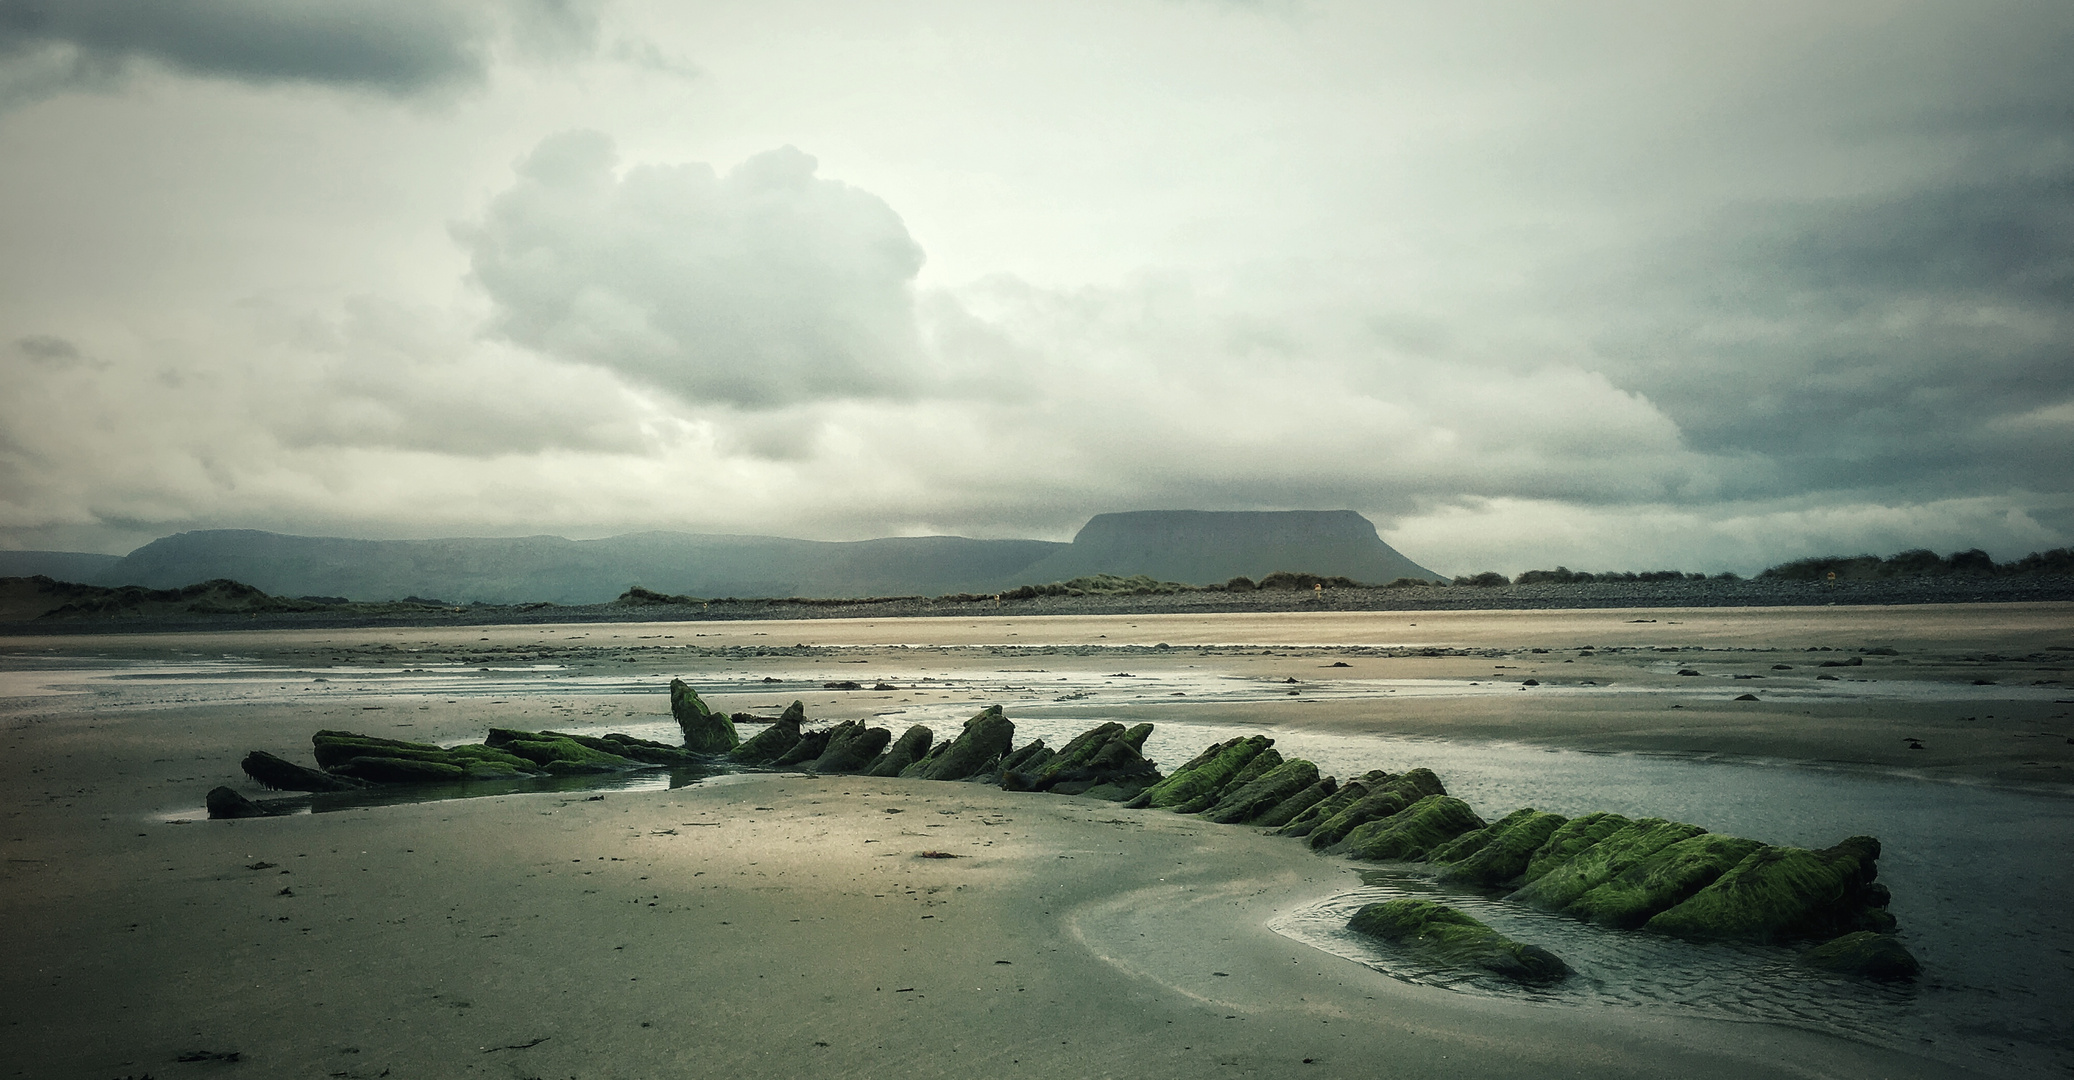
[3,604,2069,1078]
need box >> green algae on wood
[1434,809,1570,888]
[1331,794,1485,861]
[1307,769,1446,849]
[1563,833,1764,928]
[1139,735,1274,809]
[915,706,1015,781]
[1174,747,1283,813]
[1205,759,1321,824]
[1251,776,1338,829]
[1274,771,1386,837]
[1507,819,1702,912]
[1521,811,1634,883]
[729,701,805,764]
[1424,807,1541,866]
[1347,898,1568,984]
[670,678,740,753]
[1799,931,1920,980]
[865,724,934,777]
[1644,836,1888,943]
[808,720,892,773]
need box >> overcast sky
[1,0,2069,575]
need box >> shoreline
[7,575,2073,635]
[3,606,2064,1077]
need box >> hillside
[1008,510,1440,587]
[34,511,1438,604]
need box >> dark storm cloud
[460,132,929,409]
[1585,172,2074,504]
[0,0,598,98]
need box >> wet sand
[3,604,2067,1078]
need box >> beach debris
[1560,833,1767,928]
[1328,793,1483,861]
[1347,899,1568,984]
[1433,809,1572,887]
[903,706,1015,781]
[1308,770,1448,849]
[205,786,268,818]
[729,701,805,763]
[1509,819,1705,911]
[807,720,893,773]
[671,679,740,753]
[175,1050,242,1063]
[1273,772,1384,837]
[865,725,936,776]
[916,851,961,859]
[1644,835,1895,943]
[1129,735,1274,810]
[1734,693,1760,700]
[241,750,367,792]
[1799,931,1921,980]
[1205,758,1321,824]
[1249,776,1339,829]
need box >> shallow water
[1114,717,2073,1080]
[11,654,2069,1075]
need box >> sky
[0,0,2069,576]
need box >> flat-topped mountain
[1009,510,1438,587]
[32,510,1439,604]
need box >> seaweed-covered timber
[205,679,1916,979]
[1119,730,1915,979]
[1348,898,1569,984]
[670,679,739,753]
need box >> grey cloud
[462,132,928,409]
[0,0,600,100]
[1581,173,2074,505]
[15,334,78,364]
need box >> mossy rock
[1508,819,1702,912]
[1799,931,1920,980]
[1521,811,1634,883]
[1309,770,1445,849]
[729,702,804,764]
[670,678,740,753]
[1174,748,1282,814]
[1563,833,1764,928]
[809,721,893,773]
[917,706,1016,781]
[1118,723,1154,751]
[1206,759,1321,824]
[1645,836,1884,944]
[866,725,934,777]
[1333,794,1485,861]
[1274,771,1386,837]
[1435,810,1570,887]
[1252,776,1338,829]
[1426,807,1542,865]
[1347,899,1568,984]
[1143,736,1274,810]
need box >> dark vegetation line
[3,546,2070,633]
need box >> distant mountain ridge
[21,511,1440,604]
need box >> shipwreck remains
[204,678,1918,981]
